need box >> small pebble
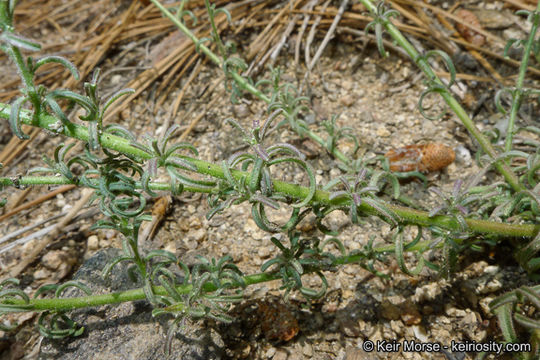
[479,296,494,316]
[484,265,499,275]
[376,126,390,137]
[111,74,123,85]
[56,195,66,208]
[33,268,51,280]
[454,145,471,165]
[87,235,99,250]
[164,242,176,254]
[342,79,353,91]
[344,346,371,360]
[273,349,288,360]
[340,94,356,107]
[401,301,422,325]
[302,342,313,357]
[41,250,67,270]
[187,228,206,243]
[99,238,110,248]
[257,247,270,258]
[232,104,251,118]
[380,300,401,320]
[265,347,276,358]
[412,325,428,342]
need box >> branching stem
[148,0,352,167]
[0,105,537,239]
[358,0,523,192]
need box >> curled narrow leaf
[102,88,135,117]
[34,56,79,80]
[2,33,41,51]
[9,96,29,140]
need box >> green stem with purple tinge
[0,106,537,239]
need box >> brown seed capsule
[384,143,455,173]
[455,9,485,47]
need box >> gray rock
[39,248,224,360]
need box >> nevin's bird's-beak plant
[0,0,540,358]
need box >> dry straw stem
[247,0,303,61]
[102,1,253,122]
[389,0,540,78]
[431,4,505,83]
[263,6,427,37]
[503,0,536,12]
[397,0,502,44]
[0,185,76,223]
[158,57,205,133]
[7,188,94,279]
[252,1,539,78]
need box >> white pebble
[87,235,99,250]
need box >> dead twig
[139,195,172,245]
[0,185,77,224]
[305,0,331,70]
[308,0,349,72]
[295,0,319,69]
[7,189,94,279]
[179,86,221,141]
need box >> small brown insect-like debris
[384,143,455,173]
[455,9,485,47]
[257,299,299,342]
[140,196,172,244]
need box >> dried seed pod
[384,143,455,173]
[455,9,485,47]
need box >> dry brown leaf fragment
[149,31,188,66]
[152,196,171,217]
[384,143,455,173]
[455,9,486,47]
[257,299,299,342]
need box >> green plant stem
[149,0,266,99]
[504,3,540,153]
[0,243,435,313]
[0,2,40,114]
[4,220,521,314]
[4,49,41,117]
[7,47,37,102]
[0,105,537,239]
[204,0,226,58]
[2,272,279,313]
[358,0,523,192]
[0,175,213,194]
[0,222,529,314]
[148,0,352,167]
[0,1,10,27]
[1,171,536,238]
